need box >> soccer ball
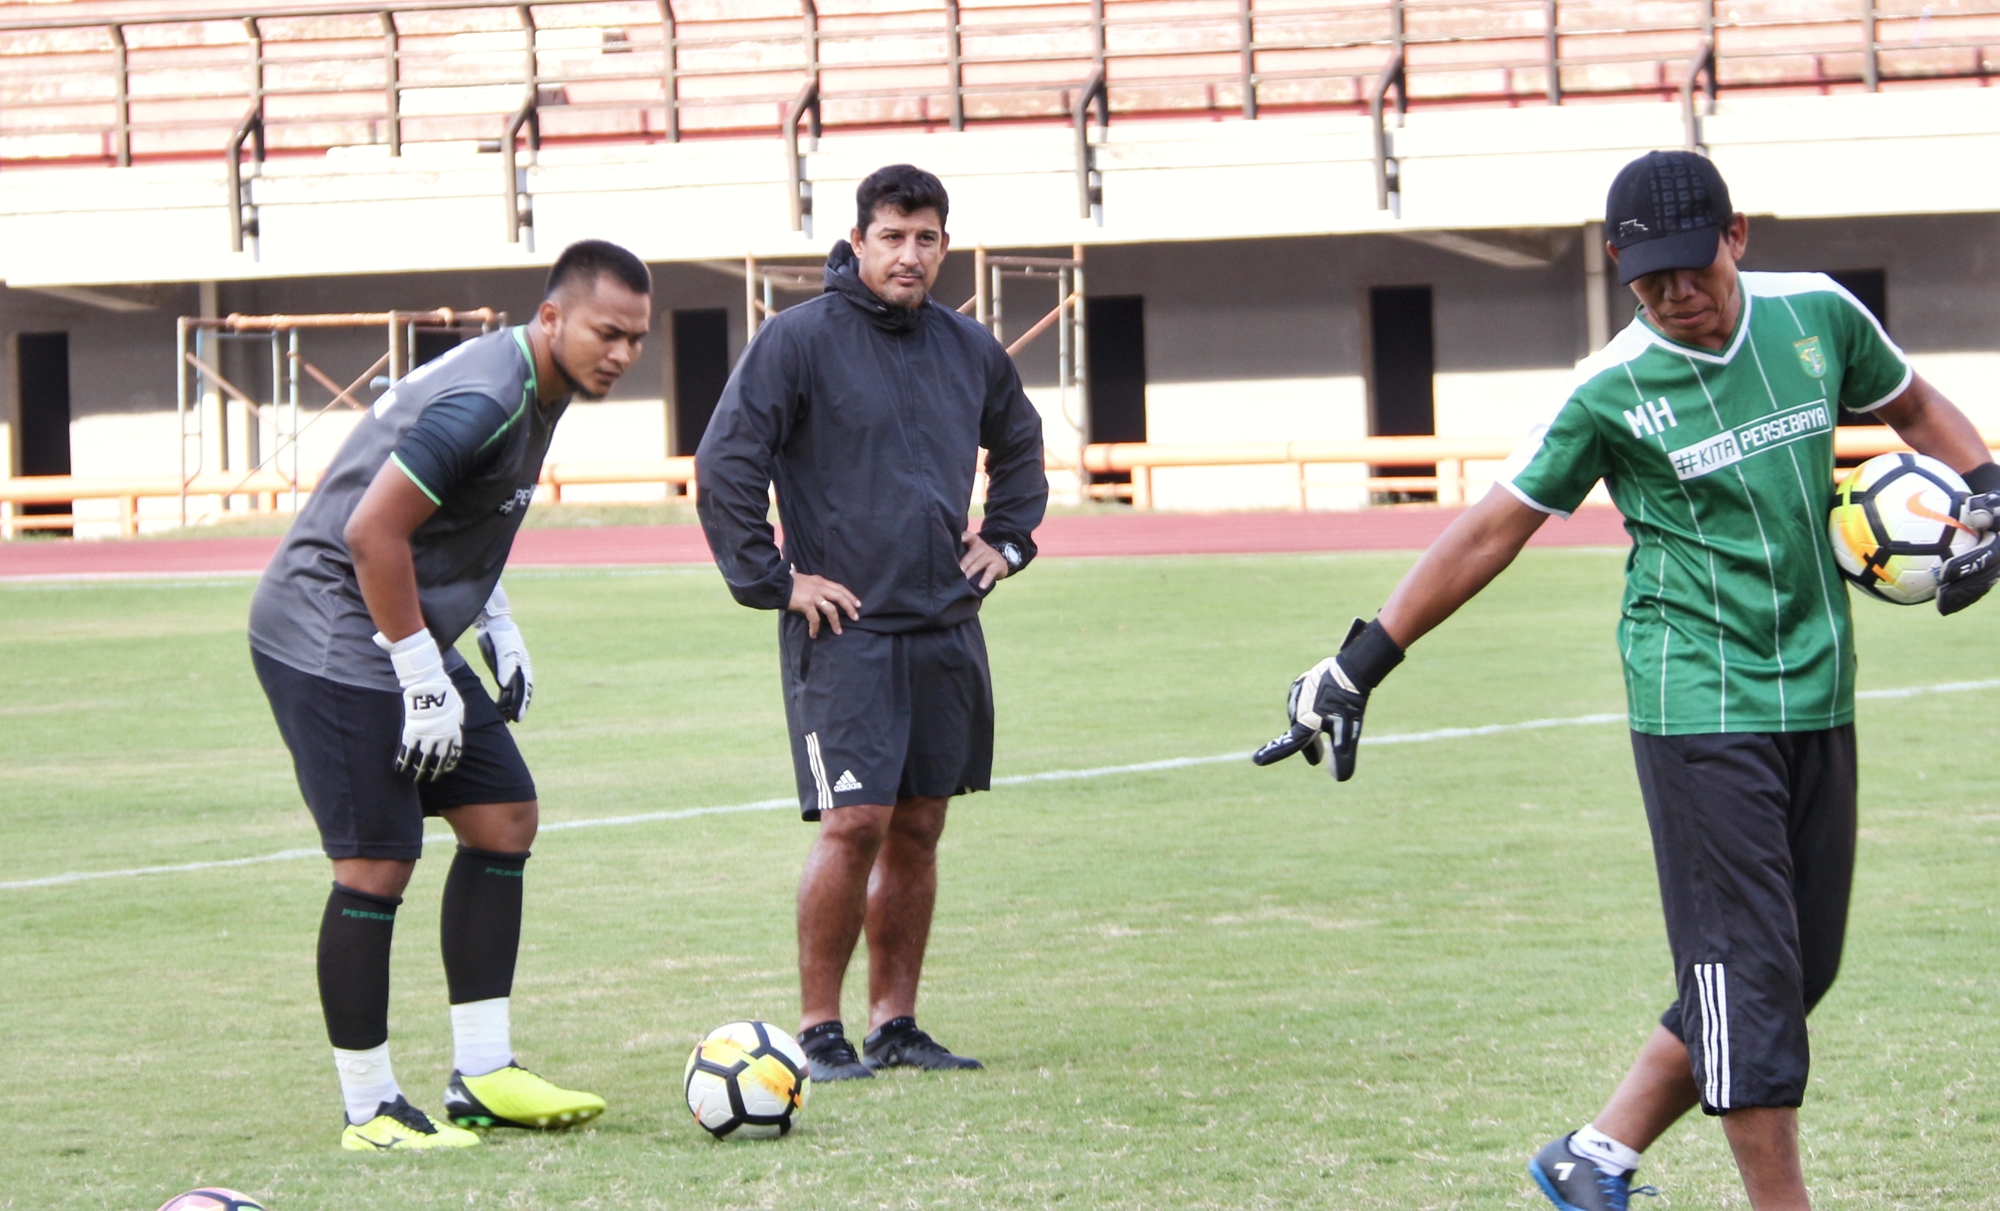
[682,1020,810,1140]
[1829,452,1993,604]
[156,1192,266,1211]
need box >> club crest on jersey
[1794,336,1826,378]
[496,487,535,515]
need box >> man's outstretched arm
[1254,488,1550,779]
[1377,488,1552,648]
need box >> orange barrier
[0,471,314,538]
[0,430,1984,538]
[1085,429,1980,510]
[0,461,697,538]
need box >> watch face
[999,542,1023,570]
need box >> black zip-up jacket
[696,240,1049,632]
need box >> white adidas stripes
[804,732,834,815]
[1694,962,1732,1110]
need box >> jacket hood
[824,239,928,334]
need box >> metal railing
[6,1,2000,238]
[7,0,2000,167]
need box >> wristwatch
[996,541,1024,574]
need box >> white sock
[1571,1122,1643,1176]
[333,1043,401,1126]
[450,997,514,1077]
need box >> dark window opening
[672,309,731,458]
[1085,295,1146,487]
[17,332,73,535]
[413,329,463,368]
[1826,269,1888,428]
[1368,285,1436,503]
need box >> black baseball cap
[1605,151,1734,284]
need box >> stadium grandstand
[3,0,2000,535]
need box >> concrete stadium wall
[5,210,2000,536]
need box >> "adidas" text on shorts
[778,614,995,821]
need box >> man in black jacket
[696,164,1048,1081]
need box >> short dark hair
[546,239,651,300]
[855,164,949,235]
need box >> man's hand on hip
[959,529,1012,592]
[790,571,861,638]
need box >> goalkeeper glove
[1939,462,2000,617]
[374,627,464,781]
[474,582,533,722]
[1251,617,1404,782]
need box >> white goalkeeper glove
[373,627,463,781]
[474,582,533,722]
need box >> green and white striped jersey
[1503,272,1912,735]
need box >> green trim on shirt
[478,327,540,454]
[510,325,538,400]
[388,452,442,505]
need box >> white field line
[7,677,1999,891]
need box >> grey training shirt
[249,327,567,692]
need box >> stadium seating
[5,0,2000,168]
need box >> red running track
[0,506,1629,580]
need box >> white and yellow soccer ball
[683,1020,811,1140]
[1829,452,1994,605]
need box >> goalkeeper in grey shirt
[249,240,651,1151]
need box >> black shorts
[253,648,537,861]
[778,615,995,821]
[1632,726,1856,1115]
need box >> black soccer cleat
[1528,1135,1659,1211]
[862,1017,983,1072]
[799,1023,874,1082]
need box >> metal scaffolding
[174,307,503,528]
[971,246,1088,502]
[719,244,1091,500]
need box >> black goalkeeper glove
[1251,617,1405,782]
[1939,462,2000,617]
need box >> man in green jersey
[1255,151,2000,1211]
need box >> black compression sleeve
[318,883,401,1051]
[440,846,529,1004]
[390,393,519,505]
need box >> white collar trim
[1638,287,1753,366]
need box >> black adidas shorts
[778,615,995,821]
[1632,726,1856,1115]
[253,648,537,861]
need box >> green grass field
[5,548,1999,1210]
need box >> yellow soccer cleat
[340,1096,481,1152]
[444,1065,605,1130]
